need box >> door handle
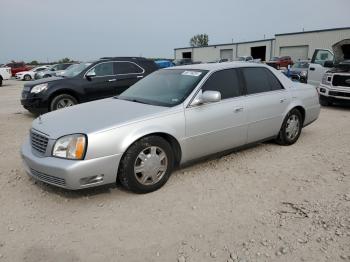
[309,67,315,71]
[137,76,143,79]
[108,79,117,82]
[234,107,244,113]
[280,98,286,103]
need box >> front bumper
[21,136,122,190]
[15,75,24,80]
[318,84,350,101]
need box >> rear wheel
[50,94,78,111]
[276,109,302,145]
[0,77,2,87]
[118,136,174,194]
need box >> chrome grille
[31,130,49,154]
[332,75,350,88]
[30,169,66,186]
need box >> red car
[5,62,31,76]
[266,56,294,69]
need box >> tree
[190,34,209,47]
[29,60,39,65]
[58,57,72,63]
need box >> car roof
[166,61,268,71]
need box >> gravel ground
[0,79,349,262]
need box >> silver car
[21,62,320,193]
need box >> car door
[114,61,145,95]
[241,67,290,143]
[308,49,334,86]
[184,69,248,161]
[83,61,119,101]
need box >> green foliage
[190,34,209,47]
[58,57,72,63]
[29,60,39,65]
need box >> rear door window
[241,67,283,95]
[201,69,241,99]
[115,62,143,74]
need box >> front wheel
[0,78,2,87]
[118,136,174,194]
[276,109,302,145]
[24,74,32,81]
[319,95,332,106]
[50,94,78,111]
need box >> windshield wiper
[116,96,149,105]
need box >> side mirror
[191,90,221,106]
[324,60,334,68]
[85,71,96,79]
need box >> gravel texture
[0,80,349,262]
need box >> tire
[50,94,78,111]
[319,95,331,106]
[0,77,2,87]
[118,136,174,194]
[43,74,51,78]
[24,74,32,81]
[276,109,303,145]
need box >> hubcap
[134,146,168,186]
[285,114,300,140]
[56,98,75,109]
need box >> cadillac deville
[21,62,320,193]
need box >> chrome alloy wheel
[134,146,168,186]
[56,98,75,109]
[285,114,300,140]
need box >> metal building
[174,27,350,62]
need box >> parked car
[154,60,174,69]
[282,60,309,83]
[34,63,75,79]
[5,62,31,76]
[15,65,50,81]
[0,66,12,86]
[21,62,320,193]
[266,56,294,69]
[21,57,158,114]
[309,39,350,106]
[173,58,195,66]
[237,56,253,62]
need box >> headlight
[30,83,48,94]
[52,134,87,160]
[300,71,307,77]
[321,73,332,85]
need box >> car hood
[31,98,171,139]
[333,39,350,64]
[24,76,63,88]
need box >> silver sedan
[21,62,320,193]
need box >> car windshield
[61,62,91,77]
[292,62,309,68]
[271,57,279,61]
[118,69,208,107]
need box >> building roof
[175,26,350,51]
[275,26,350,36]
[174,38,274,50]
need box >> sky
[0,0,349,63]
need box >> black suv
[21,57,158,114]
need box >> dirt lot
[0,79,349,262]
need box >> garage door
[280,45,309,61]
[220,49,233,61]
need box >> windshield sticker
[182,71,202,77]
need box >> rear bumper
[21,136,122,190]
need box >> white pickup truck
[308,39,350,105]
[0,66,12,86]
